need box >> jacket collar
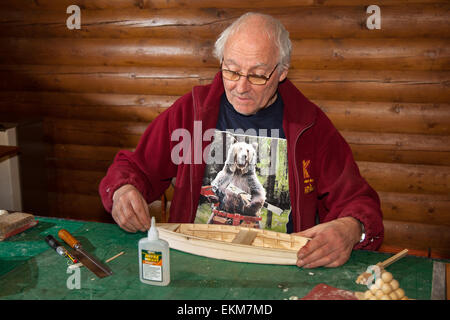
[193,71,317,136]
[278,78,317,140]
[192,71,224,130]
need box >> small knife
[45,235,78,264]
[58,229,113,278]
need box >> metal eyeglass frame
[220,61,279,85]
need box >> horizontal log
[51,157,445,196]
[382,219,450,258]
[0,38,216,68]
[42,118,450,166]
[47,192,113,223]
[343,131,450,166]
[290,70,450,103]
[45,149,450,226]
[43,165,450,241]
[48,168,106,195]
[275,4,450,39]
[43,118,143,147]
[2,92,449,135]
[0,91,178,107]
[49,144,124,161]
[357,161,450,195]
[0,5,448,39]
[379,192,449,226]
[41,118,450,194]
[46,157,113,172]
[41,119,450,166]
[0,0,446,10]
[352,145,449,166]
[0,65,213,96]
[46,169,170,222]
[291,38,450,71]
[1,65,448,103]
[43,162,450,223]
[46,144,121,171]
[2,37,448,71]
[45,137,450,170]
[0,102,167,123]
[4,100,450,135]
[47,168,166,212]
[45,127,141,148]
[317,100,450,136]
[44,118,148,136]
[41,117,450,151]
[42,144,450,231]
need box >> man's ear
[278,67,288,82]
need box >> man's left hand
[293,217,362,268]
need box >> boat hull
[157,223,309,265]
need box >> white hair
[213,12,292,71]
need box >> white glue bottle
[138,216,170,286]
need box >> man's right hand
[111,184,151,233]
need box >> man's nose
[235,75,250,93]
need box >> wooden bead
[381,271,393,283]
[395,288,405,299]
[370,284,378,294]
[390,279,399,290]
[364,290,373,299]
[380,294,391,300]
[389,291,398,300]
[364,290,374,299]
[381,283,393,294]
[375,289,384,299]
[375,278,384,289]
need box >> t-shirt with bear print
[194,93,294,233]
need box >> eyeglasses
[221,62,279,85]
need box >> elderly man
[99,12,384,268]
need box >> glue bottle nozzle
[147,216,159,241]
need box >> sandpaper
[0,211,38,241]
[301,283,358,300]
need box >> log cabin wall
[0,0,448,257]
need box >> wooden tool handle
[380,249,409,268]
[58,229,80,248]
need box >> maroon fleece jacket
[99,72,384,250]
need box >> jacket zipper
[293,121,315,232]
[189,89,198,222]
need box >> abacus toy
[358,271,410,300]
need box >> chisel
[58,229,113,278]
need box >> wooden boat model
[157,223,310,265]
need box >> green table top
[0,216,442,300]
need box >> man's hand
[293,217,362,268]
[111,184,151,233]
